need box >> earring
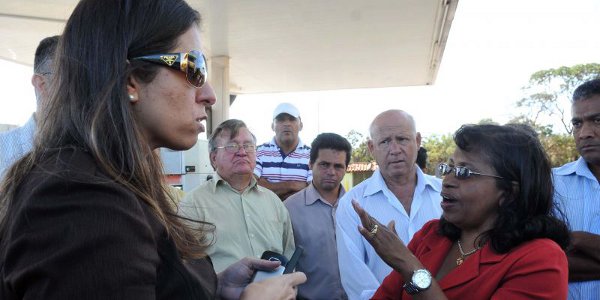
[129,94,136,101]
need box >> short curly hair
[572,78,600,102]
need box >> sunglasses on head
[436,163,505,180]
[131,50,207,88]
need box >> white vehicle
[160,140,214,192]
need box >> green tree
[493,118,577,167]
[507,115,553,136]
[345,130,373,163]
[421,120,494,173]
[540,134,578,167]
[421,134,455,175]
[423,127,577,171]
[516,63,600,134]
[345,129,364,148]
[510,63,596,166]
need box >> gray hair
[208,119,256,153]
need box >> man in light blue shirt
[553,79,600,300]
[0,36,59,179]
[336,110,442,300]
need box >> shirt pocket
[263,219,285,253]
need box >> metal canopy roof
[0,0,458,94]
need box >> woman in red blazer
[352,124,570,300]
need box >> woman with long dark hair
[0,0,304,299]
[352,124,570,299]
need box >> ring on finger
[369,224,378,237]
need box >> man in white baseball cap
[271,102,300,119]
[254,103,312,200]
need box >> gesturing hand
[352,200,420,273]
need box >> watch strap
[402,269,432,295]
[403,281,422,295]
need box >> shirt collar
[363,167,441,197]
[210,172,258,193]
[554,157,596,181]
[269,137,305,150]
[416,166,442,193]
[363,169,386,196]
[304,182,346,206]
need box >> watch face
[413,269,432,289]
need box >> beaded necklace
[456,240,480,266]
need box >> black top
[0,148,217,299]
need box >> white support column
[209,56,230,135]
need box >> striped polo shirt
[553,157,600,299]
[254,138,312,182]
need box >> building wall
[342,171,374,191]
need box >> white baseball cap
[272,103,300,119]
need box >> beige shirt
[178,173,295,272]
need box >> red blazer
[372,220,568,300]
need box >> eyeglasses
[215,143,257,153]
[131,50,207,88]
[436,163,504,180]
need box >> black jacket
[0,148,216,299]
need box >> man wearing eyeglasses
[178,119,295,273]
[255,103,312,200]
[0,35,59,179]
[552,79,600,300]
[335,110,442,300]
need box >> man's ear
[126,75,141,103]
[416,132,422,148]
[298,119,303,131]
[209,151,218,171]
[367,139,375,155]
[271,121,276,132]
[31,74,46,98]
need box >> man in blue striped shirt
[553,78,600,300]
[255,103,312,200]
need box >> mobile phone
[251,251,289,283]
[283,246,303,274]
[251,248,303,282]
[260,250,289,265]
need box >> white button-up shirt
[335,168,442,300]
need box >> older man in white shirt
[335,110,442,300]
